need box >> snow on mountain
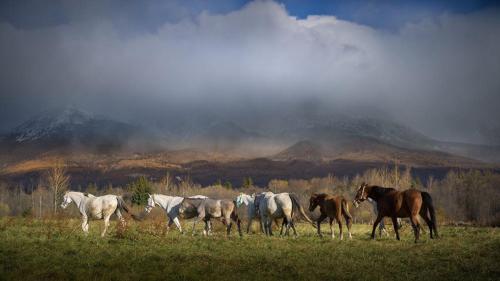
[12,107,94,142]
[3,107,165,153]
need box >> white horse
[236,192,287,234]
[235,193,260,233]
[144,194,208,233]
[257,192,315,236]
[60,191,140,237]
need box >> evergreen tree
[223,180,233,190]
[128,176,153,205]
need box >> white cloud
[0,1,499,143]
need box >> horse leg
[101,214,111,237]
[173,217,183,234]
[234,216,242,237]
[317,214,327,238]
[202,219,209,236]
[225,214,233,236]
[246,218,253,234]
[379,219,386,237]
[371,214,383,239]
[279,218,286,236]
[263,216,270,236]
[420,212,434,239]
[115,209,125,227]
[284,215,293,237]
[267,218,274,236]
[409,215,421,243]
[81,215,89,235]
[260,217,267,235]
[343,211,352,239]
[192,216,201,236]
[167,218,174,233]
[420,207,433,238]
[392,216,401,241]
[227,221,233,236]
[337,214,344,240]
[290,220,298,237]
[329,217,335,239]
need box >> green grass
[0,217,499,281]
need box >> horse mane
[183,197,205,207]
[369,185,396,200]
[311,193,328,201]
[84,193,96,198]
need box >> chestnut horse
[353,183,438,242]
[309,193,352,239]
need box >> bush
[128,176,154,206]
[21,207,32,218]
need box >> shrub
[128,176,154,206]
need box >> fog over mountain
[1,0,500,145]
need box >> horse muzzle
[352,200,360,208]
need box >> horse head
[253,193,265,210]
[144,193,155,213]
[235,193,245,207]
[353,182,369,208]
[308,193,320,212]
[60,192,72,209]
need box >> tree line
[0,166,498,226]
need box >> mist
[1,1,500,144]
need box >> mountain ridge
[1,107,499,168]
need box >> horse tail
[421,191,438,237]
[289,193,316,227]
[341,198,353,220]
[116,196,142,221]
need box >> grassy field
[0,217,499,281]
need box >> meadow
[1,217,499,281]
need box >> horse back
[274,193,292,210]
[319,195,343,217]
[84,195,114,219]
[379,189,423,217]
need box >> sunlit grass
[1,217,499,280]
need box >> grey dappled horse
[144,194,208,233]
[178,197,242,236]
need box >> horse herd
[60,183,439,242]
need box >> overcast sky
[0,0,499,144]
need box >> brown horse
[309,193,353,239]
[353,183,438,242]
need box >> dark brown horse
[353,183,438,242]
[309,193,353,239]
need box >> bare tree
[160,171,174,193]
[46,163,70,214]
